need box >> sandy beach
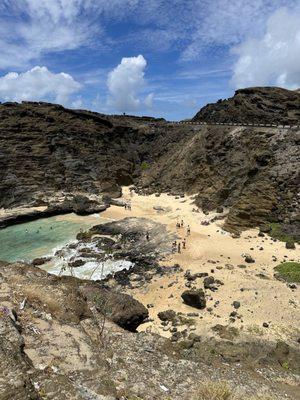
[101,187,300,344]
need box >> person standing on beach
[178,243,181,253]
[182,238,186,249]
[187,225,191,236]
[181,220,184,227]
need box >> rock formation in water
[192,87,300,125]
[0,93,299,236]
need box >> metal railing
[168,121,298,129]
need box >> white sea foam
[44,239,133,280]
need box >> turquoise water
[0,214,99,262]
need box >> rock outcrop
[0,194,108,228]
[0,102,161,208]
[193,87,300,125]
[0,260,299,399]
[0,98,299,236]
[181,289,206,309]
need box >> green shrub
[274,262,300,283]
[269,223,299,244]
[141,161,150,170]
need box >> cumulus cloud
[107,55,153,112]
[232,7,300,89]
[0,66,81,104]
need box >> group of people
[172,219,191,253]
[25,225,51,234]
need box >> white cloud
[180,0,296,61]
[0,0,140,68]
[129,0,295,61]
[232,7,300,89]
[0,66,81,104]
[144,93,154,108]
[1,0,297,72]
[107,55,153,112]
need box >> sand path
[97,188,300,343]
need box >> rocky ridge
[193,87,300,125]
[0,95,299,236]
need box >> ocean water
[0,213,99,263]
[0,213,133,280]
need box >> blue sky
[0,0,299,120]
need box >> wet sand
[101,187,300,344]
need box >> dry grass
[24,286,62,314]
[193,381,276,400]
[193,382,232,400]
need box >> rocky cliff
[0,98,299,236]
[140,124,300,235]
[0,102,141,207]
[193,87,300,125]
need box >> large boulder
[68,195,108,215]
[107,291,148,331]
[181,289,206,309]
[81,285,148,331]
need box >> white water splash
[43,240,133,280]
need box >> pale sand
[101,187,300,343]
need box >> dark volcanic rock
[32,256,51,266]
[158,309,176,322]
[106,291,148,331]
[193,87,300,125]
[81,285,148,331]
[0,102,165,208]
[203,276,215,289]
[0,99,299,236]
[181,289,206,309]
[88,217,175,263]
[245,255,255,264]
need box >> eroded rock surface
[193,87,300,125]
[0,261,299,399]
[0,99,299,235]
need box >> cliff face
[139,124,300,234]
[192,87,300,125]
[0,99,299,235]
[0,102,166,208]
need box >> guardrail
[168,121,299,129]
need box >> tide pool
[0,213,101,262]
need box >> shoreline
[100,187,300,346]
[1,187,299,346]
